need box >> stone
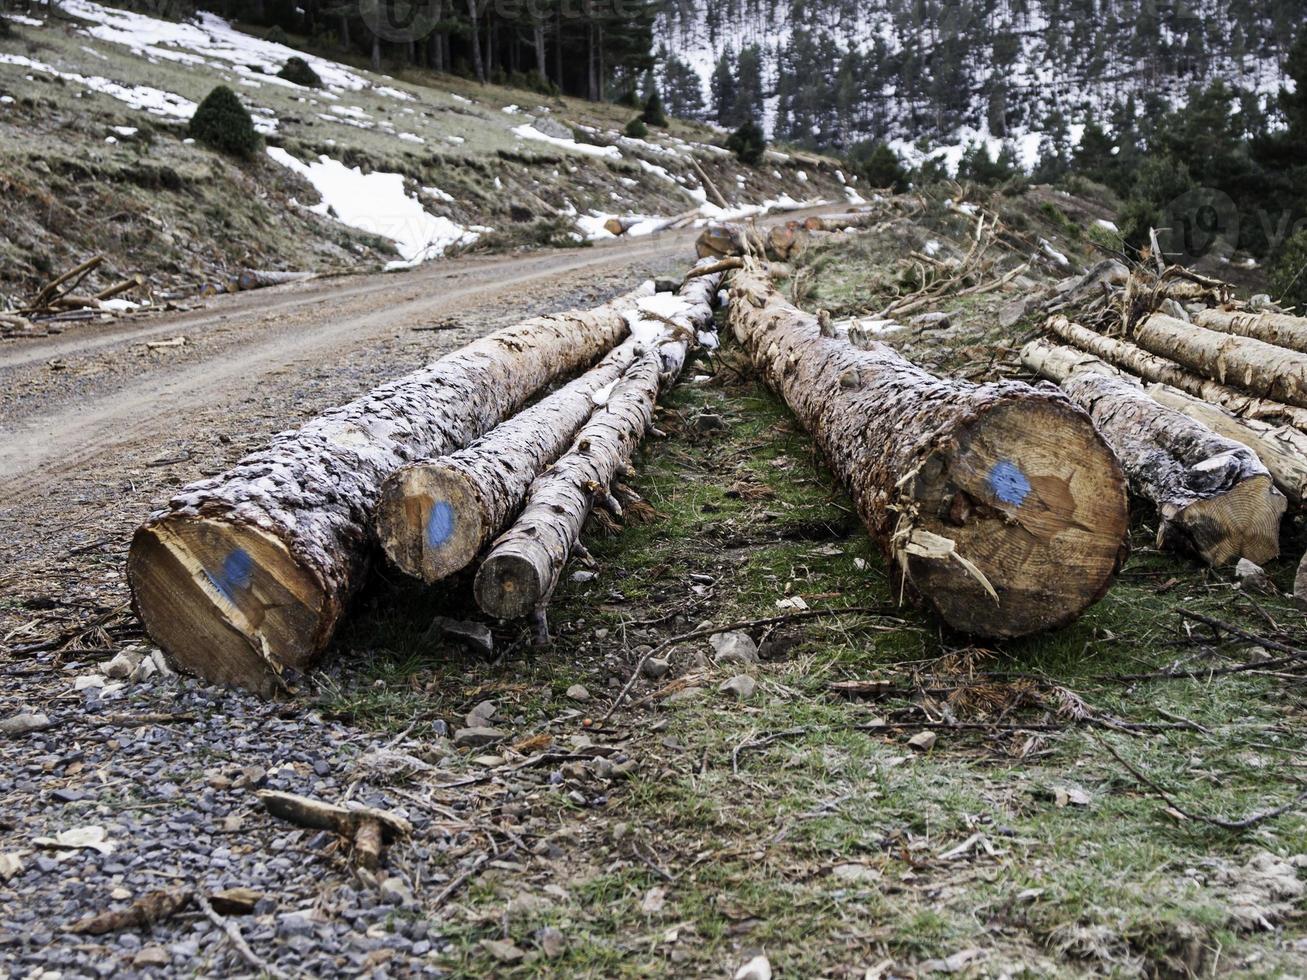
[276,913,316,938]
[379,877,415,907]
[693,412,727,432]
[454,727,506,748]
[908,731,937,752]
[662,687,704,705]
[719,675,757,700]
[0,712,54,737]
[709,631,758,665]
[102,647,145,680]
[735,954,772,980]
[481,938,525,963]
[538,925,566,959]
[565,684,590,702]
[642,657,670,680]
[74,675,106,691]
[909,311,950,330]
[465,700,497,728]
[132,946,169,968]
[427,617,493,657]
[1236,558,1275,595]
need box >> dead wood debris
[257,790,412,870]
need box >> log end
[474,549,548,621]
[898,396,1130,638]
[1161,474,1286,567]
[375,465,489,584]
[127,516,328,694]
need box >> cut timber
[474,273,723,624]
[802,210,878,232]
[128,285,652,695]
[731,265,1128,638]
[1022,342,1285,565]
[1193,307,1307,354]
[695,222,764,260]
[1147,385,1307,507]
[1019,337,1122,382]
[375,341,643,583]
[1133,313,1307,408]
[767,222,805,261]
[603,216,644,236]
[1045,315,1307,431]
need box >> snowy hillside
[658,0,1300,170]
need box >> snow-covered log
[127,285,654,695]
[376,269,723,586]
[1022,340,1285,565]
[1133,313,1307,408]
[1193,307,1307,355]
[731,264,1129,638]
[1046,315,1307,431]
[473,274,722,626]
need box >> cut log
[731,264,1129,638]
[1045,315,1307,431]
[1133,313,1307,408]
[603,216,644,237]
[474,274,722,625]
[1193,307,1307,354]
[375,341,643,583]
[1147,384,1307,507]
[127,285,653,695]
[767,222,806,261]
[802,210,878,232]
[695,221,764,260]
[1022,343,1285,565]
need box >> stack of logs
[1022,295,1307,588]
[127,262,726,694]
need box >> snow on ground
[511,124,622,160]
[0,52,196,118]
[266,147,480,268]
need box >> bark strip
[474,273,723,625]
[730,265,1129,638]
[128,285,653,695]
[1022,340,1285,565]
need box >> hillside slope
[0,1,849,307]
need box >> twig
[732,727,807,775]
[194,893,292,980]
[683,257,743,282]
[602,605,901,722]
[1097,737,1307,831]
[430,848,504,911]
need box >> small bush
[624,117,648,139]
[641,90,668,128]
[0,16,13,39]
[1271,228,1307,310]
[265,25,289,45]
[726,118,766,165]
[615,88,640,109]
[188,85,260,159]
[277,56,320,87]
[847,140,908,192]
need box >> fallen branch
[195,893,291,980]
[69,887,193,934]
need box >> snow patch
[512,124,622,160]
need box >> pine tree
[734,44,765,129]
[1281,24,1307,147]
[711,50,738,128]
[662,54,705,120]
[641,88,668,127]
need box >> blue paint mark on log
[987,460,1031,507]
[205,548,254,603]
[427,501,455,549]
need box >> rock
[379,877,415,907]
[735,954,772,980]
[1158,298,1190,322]
[74,675,105,691]
[718,675,757,700]
[454,727,506,748]
[102,647,145,680]
[0,712,54,737]
[831,863,880,883]
[427,617,494,657]
[1236,558,1275,595]
[209,887,264,915]
[908,731,937,752]
[642,657,670,680]
[663,687,704,705]
[465,700,497,728]
[693,412,727,432]
[909,311,950,330]
[538,925,566,959]
[276,912,315,938]
[481,938,526,963]
[708,631,758,665]
[532,116,572,140]
[565,684,590,702]
[132,946,169,968]
[148,648,175,677]
[998,297,1029,328]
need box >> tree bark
[1046,315,1307,431]
[730,265,1129,639]
[465,0,485,82]
[127,286,654,695]
[1022,341,1285,565]
[474,273,723,624]
[1147,384,1307,508]
[375,339,643,584]
[1193,307,1307,354]
[1132,313,1307,408]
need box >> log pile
[729,262,1129,638]
[128,284,655,694]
